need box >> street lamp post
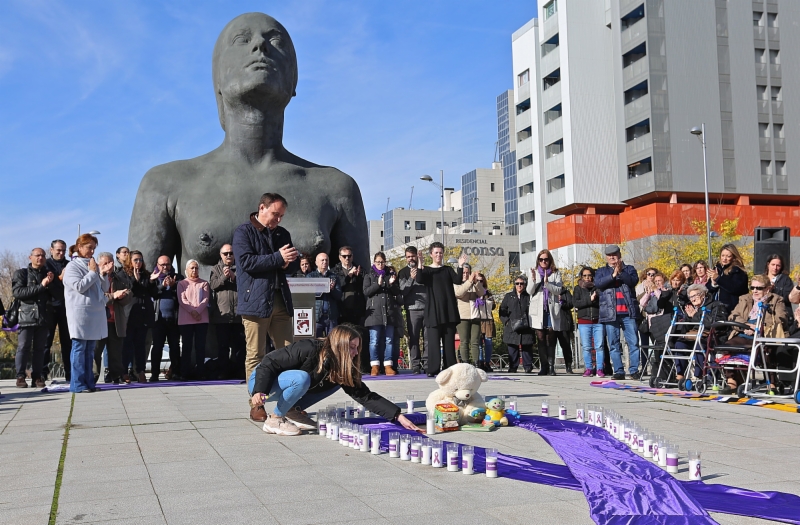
[77,224,102,237]
[420,170,445,245]
[690,124,713,266]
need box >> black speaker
[754,227,790,274]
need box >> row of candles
[316,415,498,476]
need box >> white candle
[359,432,370,452]
[575,404,584,423]
[388,432,400,458]
[318,419,327,437]
[330,421,339,441]
[652,441,660,462]
[426,414,436,435]
[461,446,474,475]
[508,396,518,411]
[339,425,348,446]
[644,436,653,458]
[446,444,460,472]
[541,400,549,417]
[349,425,359,449]
[666,448,679,474]
[638,435,645,454]
[587,407,595,426]
[406,395,415,414]
[688,451,702,481]
[421,443,432,465]
[431,442,444,468]
[658,443,668,467]
[558,401,567,421]
[411,443,421,463]
[485,448,498,478]
[400,437,411,461]
[370,430,381,455]
[594,407,603,428]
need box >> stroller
[703,301,800,401]
[649,307,707,391]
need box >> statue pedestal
[287,278,330,339]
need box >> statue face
[214,13,298,112]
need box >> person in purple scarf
[527,249,567,375]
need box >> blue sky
[0,0,536,258]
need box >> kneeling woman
[249,325,424,436]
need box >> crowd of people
[5,192,798,425]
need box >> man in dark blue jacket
[233,193,300,421]
[594,245,641,380]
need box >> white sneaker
[262,415,302,436]
[285,407,317,430]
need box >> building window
[769,50,780,65]
[404,221,411,230]
[757,84,768,100]
[545,140,563,158]
[628,157,652,179]
[543,68,561,91]
[517,127,532,142]
[774,124,784,139]
[516,98,531,115]
[767,13,778,28]
[520,211,535,225]
[759,123,770,138]
[451,222,457,228]
[547,174,565,193]
[753,11,764,27]
[490,183,495,192]
[380,230,383,238]
[404,236,411,243]
[436,221,442,229]
[518,69,530,86]
[521,240,536,254]
[543,104,562,125]
[755,48,766,63]
[415,221,427,230]
[518,154,533,169]
[771,86,782,101]
[491,203,496,212]
[380,245,384,251]
[519,182,534,197]
[543,0,557,20]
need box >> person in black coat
[763,253,793,306]
[249,325,424,436]
[120,251,158,383]
[362,252,400,376]
[414,243,468,377]
[706,244,748,313]
[499,276,535,373]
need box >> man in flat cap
[593,245,640,380]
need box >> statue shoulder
[139,156,206,191]
[305,165,361,199]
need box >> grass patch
[49,393,75,525]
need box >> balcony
[519,220,537,245]
[541,50,560,81]
[626,133,652,159]
[544,152,564,179]
[621,18,646,51]
[768,26,780,42]
[541,81,561,113]
[774,138,785,153]
[759,137,772,152]
[772,99,783,115]
[518,192,537,214]
[624,93,650,127]
[770,64,781,78]
[755,62,768,78]
[516,136,533,160]
[542,12,558,41]
[516,164,535,184]
[516,108,531,132]
[753,25,765,41]
[627,171,655,197]
[545,187,566,214]
[517,81,530,105]
[623,58,649,88]
[542,119,563,147]
[620,0,643,16]
[758,99,770,115]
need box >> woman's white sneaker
[262,415,301,436]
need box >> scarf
[537,266,552,306]
[371,265,385,276]
[579,280,595,290]
[694,276,708,285]
[475,288,487,308]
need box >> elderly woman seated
[717,274,789,394]
[671,283,729,384]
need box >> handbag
[1,298,20,330]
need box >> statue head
[212,13,299,131]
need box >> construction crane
[409,186,414,210]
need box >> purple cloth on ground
[516,416,715,524]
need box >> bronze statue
[129,13,369,277]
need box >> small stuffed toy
[482,397,509,427]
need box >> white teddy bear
[425,363,488,425]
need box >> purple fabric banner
[353,415,800,525]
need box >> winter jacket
[12,265,53,328]
[45,256,69,307]
[251,338,399,420]
[178,278,210,325]
[770,273,793,305]
[232,212,299,319]
[332,263,366,324]
[706,263,748,313]
[526,269,567,330]
[573,285,600,321]
[107,272,134,337]
[728,292,788,339]
[673,295,729,337]
[153,271,183,322]
[308,269,342,324]
[63,258,110,341]
[415,265,463,327]
[594,264,640,323]
[470,292,495,320]
[455,279,484,320]
[209,261,239,323]
[397,265,426,311]
[499,291,535,346]
[362,268,400,327]
[125,271,157,328]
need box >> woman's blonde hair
[751,274,771,289]
[718,244,745,275]
[317,325,363,387]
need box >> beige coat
[728,292,788,339]
[454,280,485,320]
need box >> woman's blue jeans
[70,339,97,393]
[368,325,395,366]
[578,323,605,370]
[481,337,493,363]
[248,369,340,417]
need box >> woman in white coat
[527,249,566,376]
[63,234,115,393]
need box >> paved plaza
[1,373,798,525]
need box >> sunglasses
[514,282,525,286]
[538,258,550,262]
[132,258,143,263]
[750,285,767,291]
[221,251,233,256]
[647,272,656,277]
[340,254,353,259]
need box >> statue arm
[330,177,370,270]
[128,168,179,267]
